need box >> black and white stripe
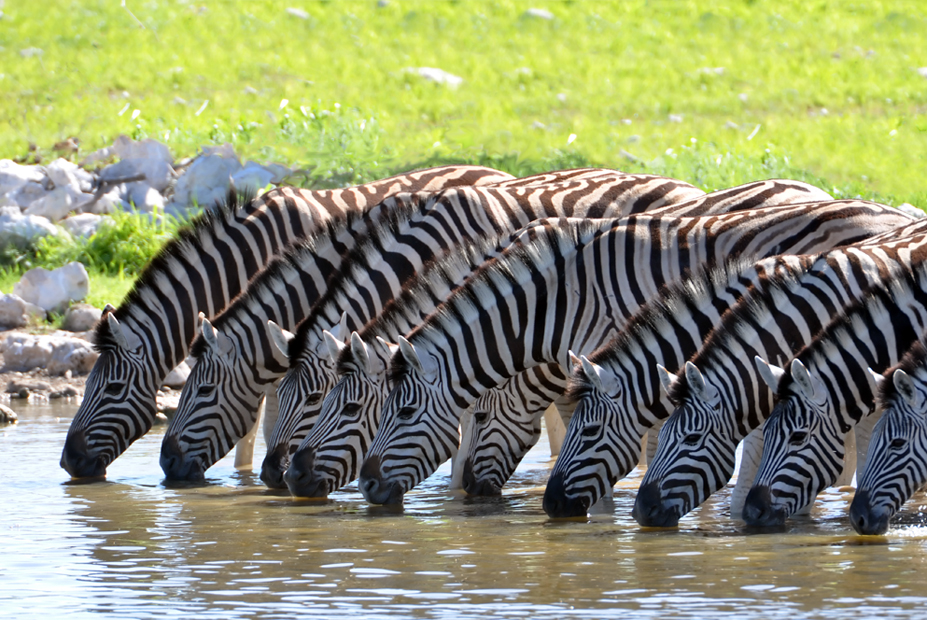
[59,165,513,478]
[634,227,927,528]
[357,200,909,505]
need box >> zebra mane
[94,187,256,353]
[666,258,814,404]
[187,204,378,359]
[336,232,509,374]
[564,256,761,403]
[286,195,432,360]
[880,340,927,405]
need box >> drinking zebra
[744,265,927,526]
[277,181,839,496]
[59,165,513,478]
[357,201,909,505]
[850,338,927,535]
[162,172,705,480]
[633,227,927,527]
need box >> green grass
[1,1,925,312]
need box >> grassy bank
[1,1,925,308]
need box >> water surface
[2,399,927,619]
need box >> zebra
[356,201,910,505]
[850,338,927,535]
[540,255,813,517]
[60,164,511,479]
[161,172,706,480]
[743,265,927,526]
[633,229,927,528]
[275,181,839,494]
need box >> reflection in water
[3,400,927,618]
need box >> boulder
[126,183,165,212]
[112,135,173,164]
[1,180,47,208]
[60,213,110,238]
[47,337,99,375]
[0,294,46,329]
[169,149,241,210]
[0,159,45,195]
[0,403,17,424]
[99,157,173,193]
[0,332,98,375]
[898,203,925,219]
[0,207,66,249]
[13,262,90,314]
[61,303,102,332]
[46,158,94,193]
[231,161,277,193]
[24,186,94,222]
[163,359,193,388]
[84,189,129,215]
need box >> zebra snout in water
[283,448,328,498]
[742,485,789,527]
[160,434,205,481]
[542,472,590,518]
[359,455,404,505]
[461,458,503,497]
[632,480,681,527]
[60,430,107,479]
[849,490,892,536]
[260,444,291,489]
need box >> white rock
[111,135,173,164]
[0,159,45,195]
[406,67,464,88]
[46,158,94,192]
[60,213,109,238]
[0,294,46,329]
[1,334,54,372]
[24,186,93,222]
[163,360,192,388]
[127,183,165,212]
[1,181,47,208]
[169,151,242,210]
[524,7,554,19]
[0,206,65,248]
[286,7,309,19]
[0,332,98,374]
[80,146,116,167]
[918,67,927,79]
[100,157,174,192]
[231,161,276,193]
[13,262,90,314]
[898,203,925,219]
[61,303,102,332]
[84,189,128,215]
[48,337,99,375]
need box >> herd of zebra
[57,164,927,536]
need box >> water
[3,400,927,619]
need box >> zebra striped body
[280,181,839,496]
[633,228,927,528]
[357,201,909,505]
[850,339,927,535]
[60,164,512,478]
[164,172,706,480]
[743,265,927,526]
[541,256,812,516]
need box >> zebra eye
[682,433,701,446]
[789,431,807,445]
[397,407,416,421]
[305,391,323,405]
[342,403,362,418]
[890,438,907,450]
[197,384,216,398]
[581,424,601,438]
[105,381,125,395]
[473,411,489,424]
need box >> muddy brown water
[3,400,927,619]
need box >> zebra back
[357,201,912,505]
[634,228,927,528]
[60,164,512,479]
[744,264,927,526]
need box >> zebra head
[743,357,841,526]
[160,318,260,480]
[544,354,641,517]
[261,316,348,488]
[359,336,456,505]
[852,365,927,535]
[633,361,737,527]
[61,309,153,478]
[460,369,555,497]
[284,333,396,498]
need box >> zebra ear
[866,367,885,392]
[398,336,437,380]
[568,349,582,369]
[321,329,347,364]
[103,303,117,314]
[790,359,816,399]
[266,320,294,360]
[755,356,786,393]
[197,311,206,330]
[375,336,400,358]
[200,317,234,356]
[893,369,919,408]
[685,361,717,402]
[580,355,618,397]
[349,332,372,374]
[328,312,349,341]
[106,312,142,353]
[656,364,678,396]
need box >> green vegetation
[0,1,925,307]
